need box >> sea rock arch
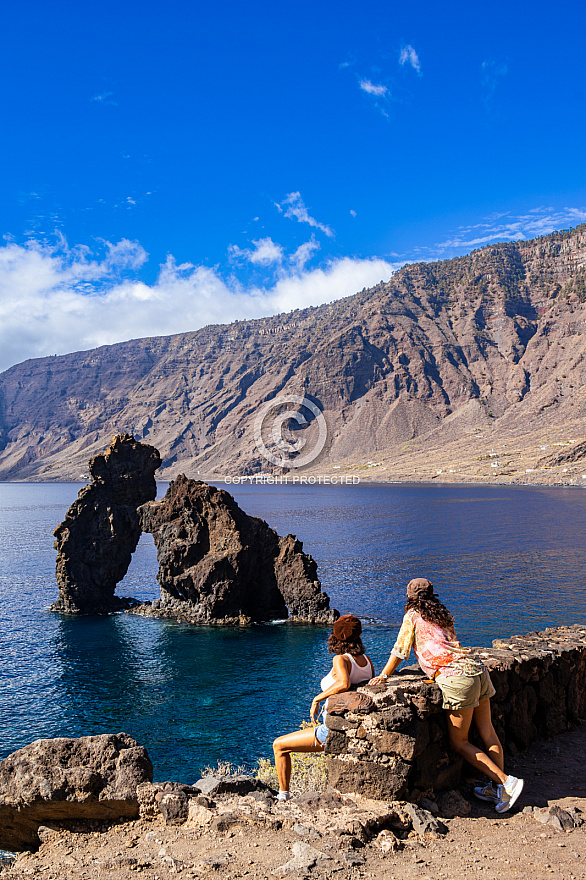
[52,435,337,624]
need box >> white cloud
[0,238,397,372]
[480,60,508,106]
[229,237,284,266]
[90,91,117,106]
[359,79,388,96]
[231,236,319,271]
[434,207,586,253]
[103,239,148,271]
[290,237,320,269]
[267,256,396,313]
[399,45,421,73]
[276,192,334,238]
[248,237,284,266]
[249,237,284,266]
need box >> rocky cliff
[2,225,586,483]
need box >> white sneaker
[276,791,290,802]
[495,776,524,813]
[474,781,499,803]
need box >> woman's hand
[369,655,401,685]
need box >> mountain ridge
[2,224,586,485]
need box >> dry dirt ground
[2,725,584,880]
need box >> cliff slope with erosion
[1,225,586,484]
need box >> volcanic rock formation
[52,437,335,624]
[52,433,161,614]
[135,475,337,625]
[0,732,153,851]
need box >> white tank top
[320,653,374,692]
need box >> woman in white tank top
[272,614,374,801]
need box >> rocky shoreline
[1,724,585,880]
[1,624,585,879]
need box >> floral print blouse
[391,609,484,678]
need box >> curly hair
[405,595,455,633]
[327,633,365,657]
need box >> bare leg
[473,698,504,773]
[446,707,507,786]
[272,728,323,792]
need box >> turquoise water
[1,481,585,782]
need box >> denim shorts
[314,714,328,745]
[435,668,496,711]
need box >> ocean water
[1,480,585,782]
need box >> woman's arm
[369,653,401,684]
[369,613,415,684]
[310,654,351,722]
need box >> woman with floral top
[370,578,524,814]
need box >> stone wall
[325,624,586,800]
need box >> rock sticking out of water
[51,435,336,625]
[134,474,337,625]
[52,433,161,614]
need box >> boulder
[193,773,270,798]
[275,841,333,874]
[52,434,161,614]
[136,781,201,824]
[436,789,471,818]
[0,733,153,851]
[532,804,583,832]
[136,475,337,624]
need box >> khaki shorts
[435,668,496,711]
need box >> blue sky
[1,0,585,372]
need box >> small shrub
[200,760,248,778]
